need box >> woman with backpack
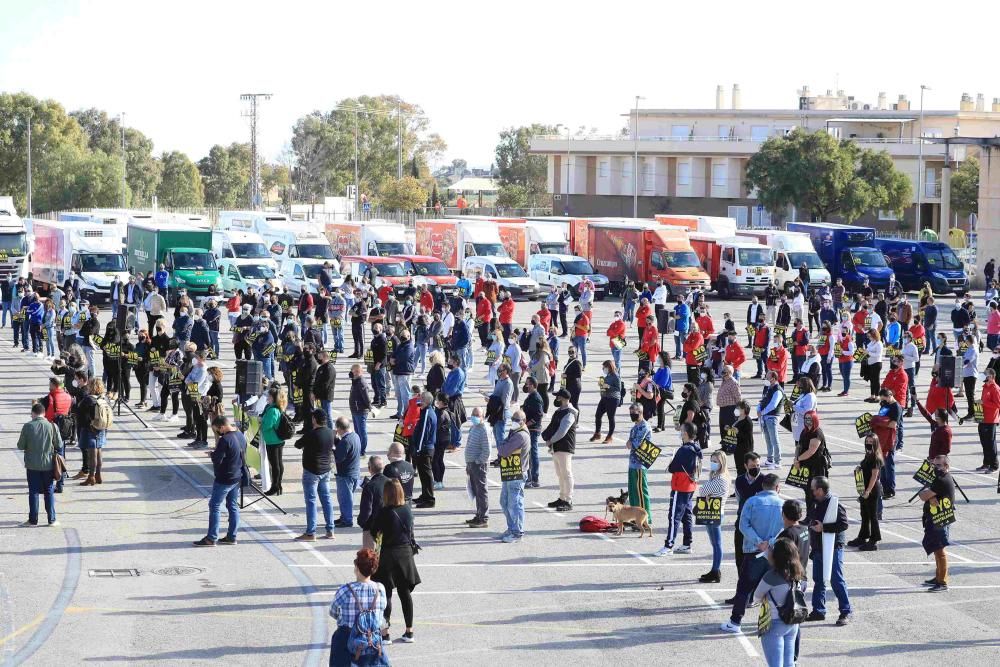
[78,378,110,486]
[371,479,421,645]
[261,386,291,496]
[754,537,806,667]
[328,548,390,667]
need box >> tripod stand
[113,310,148,428]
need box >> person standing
[757,371,785,470]
[806,477,852,625]
[17,403,62,527]
[358,456,388,551]
[293,409,336,541]
[656,423,702,556]
[753,537,806,666]
[848,434,883,551]
[521,377,544,488]
[698,450,731,583]
[411,392,438,509]
[590,360,621,444]
[371,479,421,644]
[370,323,388,409]
[871,388,900,500]
[792,410,829,517]
[327,548,389,667]
[464,407,492,528]
[260,386,288,496]
[919,454,955,592]
[313,350,337,431]
[542,389,578,511]
[975,369,1000,472]
[625,403,653,525]
[727,453,764,592]
[333,417,362,529]
[497,411,529,543]
[194,416,245,546]
[348,364,372,457]
[384,443,415,503]
[607,310,627,371]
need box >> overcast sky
[3,0,997,169]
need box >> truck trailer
[735,229,831,291]
[30,219,129,301]
[126,223,221,303]
[414,219,508,272]
[324,220,414,257]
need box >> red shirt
[696,314,714,338]
[537,308,551,332]
[419,291,434,312]
[924,378,955,414]
[683,331,705,366]
[476,298,493,324]
[641,326,660,361]
[606,319,627,348]
[724,341,746,370]
[817,332,832,356]
[852,310,869,335]
[909,324,926,348]
[474,277,485,297]
[378,285,392,306]
[45,388,72,422]
[753,325,770,350]
[881,368,908,405]
[574,313,590,338]
[837,334,855,363]
[767,346,789,382]
[982,381,1000,424]
[792,326,809,356]
[498,298,515,325]
[635,304,652,329]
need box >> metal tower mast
[240,93,272,210]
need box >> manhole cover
[152,566,204,576]
[89,569,140,578]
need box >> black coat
[312,361,336,402]
[349,376,372,415]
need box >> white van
[211,230,279,273]
[462,255,540,301]
[528,253,608,299]
[218,211,334,264]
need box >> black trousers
[383,579,414,629]
[352,323,363,357]
[234,341,251,360]
[194,403,208,442]
[867,362,882,396]
[537,382,550,413]
[964,376,977,416]
[268,444,284,491]
[432,444,446,483]
[414,451,434,503]
[979,423,998,469]
[559,311,568,336]
[594,396,618,436]
[159,388,179,415]
[181,392,195,432]
[135,366,148,403]
[857,489,882,542]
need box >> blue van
[873,238,969,295]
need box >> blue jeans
[820,358,833,389]
[675,330,686,358]
[455,344,469,370]
[1,301,9,327]
[303,470,334,534]
[500,479,525,537]
[372,367,387,405]
[321,400,334,432]
[352,413,368,456]
[207,481,240,541]
[492,412,509,453]
[880,449,896,494]
[415,342,427,373]
[528,429,541,484]
[260,356,274,379]
[333,325,344,352]
[21,319,29,350]
[611,347,622,372]
[925,325,936,354]
[572,335,587,367]
[839,361,852,392]
[83,344,95,377]
[450,410,462,449]
[210,331,220,358]
[335,474,358,525]
[760,616,799,667]
[624,301,635,322]
[811,547,852,615]
[705,522,723,572]
[394,375,411,417]
[26,469,56,524]
[45,326,56,356]
[760,415,781,465]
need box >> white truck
[58,210,129,248]
[414,218,509,272]
[30,219,129,301]
[736,229,831,291]
[218,211,336,264]
[526,220,570,255]
[211,229,279,272]
[324,220,414,257]
[0,196,30,280]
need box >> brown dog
[605,489,628,520]
[608,501,652,537]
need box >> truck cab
[735,230,831,292]
[787,222,894,292]
[340,255,412,294]
[212,230,279,273]
[390,255,458,288]
[164,248,222,299]
[874,238,969,295]
[528,253,608,299]
[526,221,570,255]
[688,234,774,298]
[462,255,540,300]
[0,197,29,280]
[218,258,281,296]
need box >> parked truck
[30,219,129,301]
[568,218,710,296]
[58,210,129,248]
[414,219,508,272]
[786,222,893,291]
[655,214,739,236]
[874,238,969,295]
[525,220,570,255]
[211,229,279,272]
[324,220,413,257]
[735,229,831,291]
[218,211,336,264]
[686,233,774,298]
[0,197,29,280]
[126,223,222,303]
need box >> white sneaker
[167,414,179,423]
[673,545,692,554]
[719,621,742,634]
[654,546,673,556]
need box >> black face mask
[630,413,640,422]
[747,467,760,477]
[681,391,689,400]
[554,399,564,408]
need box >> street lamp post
[120,112,127,208]
[25,110,32,218]
[916,84,930,231]
[633,95,644,218]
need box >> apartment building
[529,86,1000,232]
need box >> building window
[598,160,609,178]
[925,166,939,197]
[827,126,842,139]
[750,125,770,142]
[621,158,632,182]
[671,125,690,140]
[727,206,748,227]
[677,162,691,186]
[642,161,654,191]
[878,209,899,221]
[712,163,727,187]
[718,125,730,140]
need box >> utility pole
[354,109,360,214]
[241,93,272,210]
[633,95,644,218]
[25,109,32,218]
[120,112,127,207]
[397,98,403,179]
[916,85,930,231]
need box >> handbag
[50,423,66,481]
[779,413,793,432]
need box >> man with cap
[542,388,578,511]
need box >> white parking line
[695,589,758,658]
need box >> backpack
[579,515,617,533]
[91,397,114,431]
[346,584,384,662]
[276,411,295,441]
[771,581,809,624]
[55,413,76,443]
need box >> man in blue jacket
[673,294,690,359]
[251,320,276,380]
[194,416,245,547]
[450,307,471,369]
[155,263,169,298]
[442,355,467,447]
[411,391,438,508]
[332,416,361,528]
[721,473,785,633]
[391,328,415,419]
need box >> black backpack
[771,582,809,624]
[276,412,295,440]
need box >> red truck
[388,254,458,288]
[569,218,710,296]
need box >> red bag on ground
[579,515,616,533]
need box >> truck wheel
[718,279,731,299]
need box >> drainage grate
[88,569,141,578]
[152,566,203,577]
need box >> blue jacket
[155,270,169,290]
[738,490,785,553]
[211,431,246,484]
[674,303,690,333]
[27,300,43,324]
[456,277,472,297]
[392,339,415,375]
[252,330,275,359]
[334,431,361,477]
[411,406,437,454]
[451,318,470,350]
[627,420,652,470]
[173,314,192,341]
[442,366,466,398]
[653,367,673,391]
[190,318,212,350]
[668,440,701,478]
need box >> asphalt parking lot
[4,293,1000,666]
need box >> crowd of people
[9,259,990,666]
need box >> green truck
[126,223,222,304]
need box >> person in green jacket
[17,402,62,526]
[261,385,288,496]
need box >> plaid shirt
[329,581,387,628]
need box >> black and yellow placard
[692,345,708,363]
[332,317,343,328]
[393,423,409,446]
[974,400,984,423]
[694,496,723,526]
[92,334,104,348]
[126,351,141,365]
[855,413,873,438]
[854,467,866,496]
[958,340,969,354]
[484,349,498,365]
[612,336,627,350]
[634,437,662,469]
[499,453,523,482]
[817,335,828,349]
[769,347,778,363]
[929,497,956,528]
[672,408,682,427]
[913,337,925,350]
[186,382,200,399]
[913,459,937,486]
[834,342,843,356]
[785,464,812,489]
[721,425,738,449]
[774,325,787,338]
[853,347,868,363]
[784,386,802,415]
[752,345,764,360]
[635,349,649,361]
[745,325,755,338]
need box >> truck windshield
[495,263,528,278]
[405,260,450,277]
[172,252,217,271]
[81,254,127,272]
[374,242,413,256]
[296,244,336,260]
[738,248,773,266]
[787,252,824,269]
[302,265,337,280]
[848,249,888,268]
[925,247,962,270]
[0,232,27,257]
[370,263,407,277]
[239,264,276,279]
[554,260,596,275]
[654,250,701,269]
[472,243,508,257]
[231,242,271,259]
[536,242,568,254]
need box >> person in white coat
[792,376,818,444]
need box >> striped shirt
[698,476,731,515]
[329,581,387,628]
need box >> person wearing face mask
[871,388,900,502]
[846,434,884,552]
[793,410,830,517]
[656,423,702,556]
[815,324,834,393]
[463,407,492,528]
[974,369,1000,473]
[697,450,731,583]
[606,310,627,371]
[442,354,467,448]
[590,361,622,444]
[919,454,956,592]
[958,333,979,422]
[625,403,653,525]
[485,326,504,386]
[497,411,530,543]
[951,297,970,345]
[542,389,578,511]
[520,377,544,488]
[562,347,583,409]
[757,372,785,470]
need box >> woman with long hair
[529,339,552,413]
[133,329,151,408]
[793,410,829,516]
[562,346,583,409]
[371,479,421,644]
[848,433,883,551]
[78,378,108,486]
[424,350,446,395]
[590,359,621,443]
[753,537,805,666]
[652,351,674,433]
[697,450,731,583]
[865,327,884,402]
[261,385,288,496]
[328,548,390,666]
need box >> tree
[157,151,204,207]
[261,163,291,206]
[496,183,529,209]
[198,143,251,207]
[378,176,427,211]
[495,124,556,194]
[410,157,420,179]
[950,156,979,216]
[745,128,912,222]
[71,108,162,206]
[430,183,439,207]
[32,144,124,212]
[450,158,468,177]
